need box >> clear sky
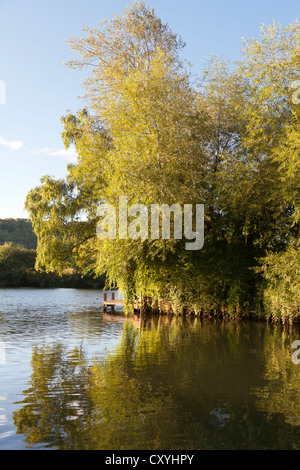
[0,0,299,219]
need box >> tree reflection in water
[13,317,300,449]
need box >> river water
[0,287,300,450]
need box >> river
[0,287,300,450]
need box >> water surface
[0,288,300,450]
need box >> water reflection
[12,316,300,449]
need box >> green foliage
[0,243,105,288]
[0,243,36,286]
[260,246,300,322]
[0,218,37,249]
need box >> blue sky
[0,0,299,218]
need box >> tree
[0,243,36,286]
[232,22,300,321]
[25,2,209,308]
[0,218,37,249]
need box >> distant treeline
[0,242,105,289]
[0,218,37,249]
[0,218,105,288]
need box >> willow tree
[25,2,210,309]
[195,22,300,319]
[233,22,300,321]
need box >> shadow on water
[11,315,300,450]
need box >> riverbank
[110,295,300,325]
